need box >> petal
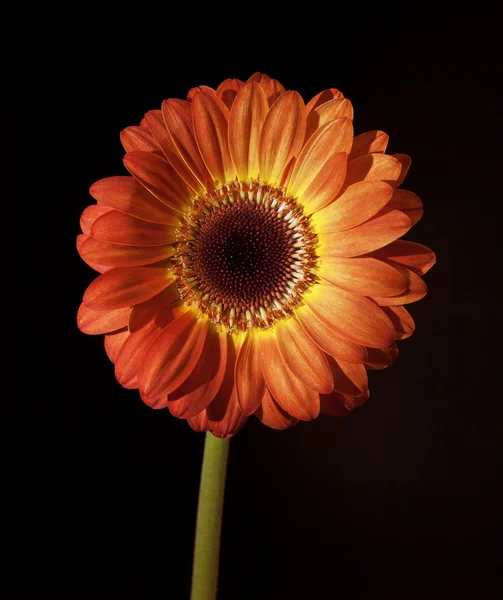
[344,154,402,187]
[247,72,286,106]
[288,119,350,213]
[305,283,395,348]
[295,305,368,364]
[91,210,177,246]
[120,126,161,153]
[144,109,205,196]
[80,205,113,235]
[192,92,235,184]
[161,99,213,191]
[275,319,333,393]
[260,331,320,421]
[328,356,368,396]
[313,181,394,234]
[216,78,244,109]
[350,131,389,159]
[83,263,174,310]
[318,256,407,297]
[79,236,174,267]
[90,176,178,225]
[392,154,411,187]
[374,267,427,306]
[77,234,111,273]
[254,388,299,430]
[187,85,216,100]
[365,344,398,370]
[318,208,412,257]
[305,89,343,115]
[319,391,352,416]
[141,392,169,410]
[259,91,306,184]
[123,151,191,213]
[168,328,228,419]
[104,329,129,364]
[235,330,266,416]
[380,306,415,340]
[138,311,208,399]
[305,99,354,142]
[368,240,436,276]
[128,282,181,333]
[228,81,269,181]
[387,189,424,225]
[188,410,211,433]
[77,303,130,335]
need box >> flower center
[174,181,318,332]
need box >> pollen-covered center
[174,181,318,333]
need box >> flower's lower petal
[77,303,130,335]
[349,130,389,159]
[83,263,173,310]
[77,234,111,273]
[91,210,178,246]
[387,189,424,225]
[79,236,174,268]
[216,78,244,109]
[141,392,169,410]
[260,332,320,421]
[128,282,181,333]
[374,267,427,305]
[368,240,436,276]
[328,355,368,396]
[120,126,161,153]
[391,154,411,187]
[104,328,129,363]
[188,409,211,433]
[138,311,208,399]
[380,306,415,340]
[344,154,402,187]
[254,388,299,430]
[80,205,113,235]
[305,88,343,115]
[235,330,267,416]
[365,344,399,370]
[305,283,395,348]
[319,391,352,416]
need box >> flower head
[77,73,435,437]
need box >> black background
[10,7,502,598]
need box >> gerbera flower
[77,72,435,438]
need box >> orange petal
[140,392,169,410]
[295,305,368,364]
[228,81,269,181]
[319,256,407,297]
[254,388,298,430]
[247,72,285,106]
[104,328,129,363]
[168,328,228,419]
[162,99,213,191]
[143,109,205,196]
[77,234,112,273]
[318,208,412,257]
[313,181,394,234]
[79,236,174,268]
[350,130,389,159]
[216,78,244,109]
[344,154,402,187]
[188,410,211,433]
[138,311,208,399]
[387,189,424,225]
[305,88,343,115]
[192,92,235,184]
[288,119,350,213]
[328,355,368,396]
[368,240,436,276]
[260,332,320,421]
[91,210,177,246]
[128,282,181,333]
[259,91,306,184]
[90,176,178,225]
[276,319,333,393]
[392,154,411,187]
[187,85,216,100]
[80,205,113,235]
[123,151,190,213]
[365,344,398,370]
[120,126,161,154]
[83,263,173,310]
[305,283,395,348]
[374,267,427,306]
[319,391,352,416]
[235,330,266,416]
[77,304,130,335]
[381,306,415,340]
[305,99,354,142]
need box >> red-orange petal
[79,236,174,268]
[80,205,113,235]
[254,388,298,430]
[276,319,333,393]
[328,356,368,396]
[120,126,161,153]
[228,81,269,181]
[387,189,424,225]
[365,344,398,370]
[305,283,395,348]
[216,78,244,109]
[128,282,181,333]
[381,306,415,340]
[141,392,169,410]
[192,92,235,184]
[392,154,411,187]
[123,151,190,213]
[368,240,436,276]
[168,328,228,419]
[83,263,173,310]
[319,391,352,417]
[104,329,129,364]
[77,304,130,335]
[305,99,354,142]
[247,72,286,106]
[314,181,394,234]
[235,330,266,416]
[260,332,320,421]
[90,176,178,225]
[305,89,343,115]
[187,86,216,100]
[91,210,177,246]
[77,234,111,273]
[350,131,389,159]
[259,91,306,184]
[374,267,427,306]
[318,208,412,257]
[138,311,208,399]
[344,154,402,188]
[319,256,407,297]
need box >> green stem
[190,432,230,600]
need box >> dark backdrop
[10,7,501,598]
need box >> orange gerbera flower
[77,72,435,438]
